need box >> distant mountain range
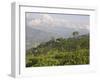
[26,26,89,50]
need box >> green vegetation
[26,32,89,67]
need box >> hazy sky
[26,12,90,30]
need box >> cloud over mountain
[26,13,90,49]
[26,13,89,31]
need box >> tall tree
[72,31,79,38]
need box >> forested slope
[26,33,89,67]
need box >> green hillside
[26,32,89,67]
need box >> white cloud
[27,14,89,30]
[40,14,55,26]
[30,19,41,26]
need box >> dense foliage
[26,32,89,67]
